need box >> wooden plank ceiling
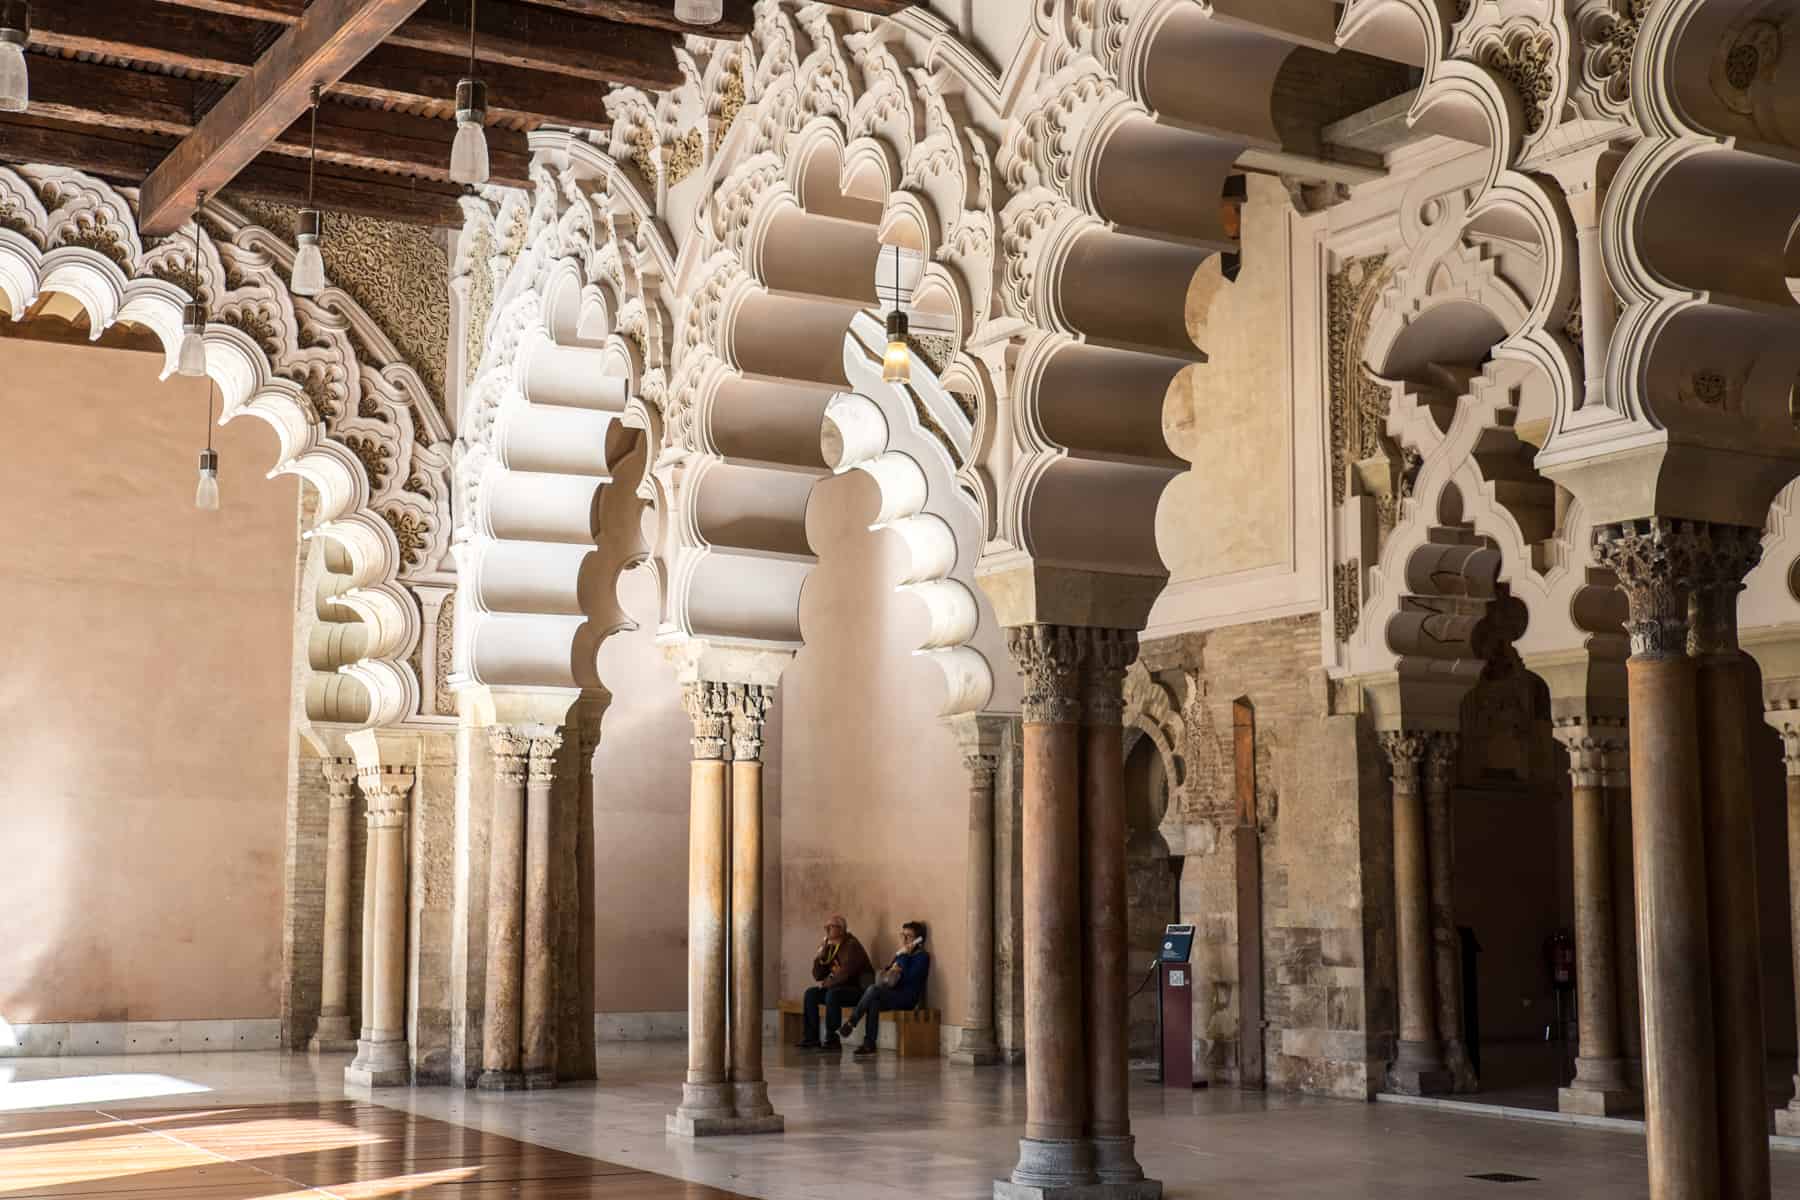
[0,0,918,230]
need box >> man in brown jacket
[797,914,872,1049]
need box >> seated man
[797,914,871,1050]
[838,920,931,1057]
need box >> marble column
[669,682,735,1136]
[1688,525,1770,1200]
[479,728,529,1091]
[1004,624,1095,1192]
[1422,733,1474,1092]
[1554,718,1636,1116]
[346,765,413,1087]
[521,729,562,1089]
[1081,630,1152,1189]
[727,683,781,1130]
[951,716,1004,1067]
[1594,519,1720,1199]
[1777,724,1800,1139]
[312,758,360,1052]
[1381,731,1449,1095]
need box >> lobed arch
[0,166,452,729]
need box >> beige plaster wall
[780,470,973,1023]
[591,567,784,1014]
[1160,175,1296,583]
[0,338,297,1023]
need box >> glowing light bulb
[674,0,723,23]
[177,301,208,378]
[195,448,220,512]
[451,79,489,186]
[882,309,911,384]
[292,209,326,296]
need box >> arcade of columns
[9,2,1800,1198]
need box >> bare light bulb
[674,0,723,24]
[882,309,912,384]
[292,209,326,296]
[451,79,489,186]
[195,448,220,512]
[177,301,208,378]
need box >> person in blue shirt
[837,920,931,1057]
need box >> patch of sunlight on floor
[330,1166,483,1199]
[0,1073,212,1111]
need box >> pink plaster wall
[0,339,297,1023]
[780,470,974,1024]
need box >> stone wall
[1142,614,1387,1099]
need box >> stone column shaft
[1555,721,1635,1116]
[952,738,1000,1066]
[1422,734,1473,1091]
[1779,747,1800,1138]
[522,730,562,1089]
[1081,630,1147,1186]
[726,683,778,1128]
[347,765,412,1087]
[1007,625,1096,1190]
[1689,527,1770,1200]
[313,759,359,1051]
[1382,732,1447,1095]
[1596,519,1721,1200]
[359,798,377,1046]
[478,729,529,1091]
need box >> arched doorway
[1124,732,1181,1060]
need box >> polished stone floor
[3,1044,1798,1198]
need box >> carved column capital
[1007,624,1085,725]
[1593,519,1708,660]
[1081,628,1140,727]
[576,720,601,780]
[1686,523,1763,659]
[358,765,415,824]
[1379,731,1431,793]
[321,757,360,806]
[683,681,733,761]
[1552,716,1628,790]
[728,683,775,763]
[527,729,563,784]
[489,727,530,784]
[1770,711,1800,780]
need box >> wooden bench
[778,997,941,1057]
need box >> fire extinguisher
[1546,931,1576,991]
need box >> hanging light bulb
[674,0,723,24]
[449,2,488,187]
[177,194,209,377]
[292,85,327,296]
[195,382,221,512]
[882,247,911,384]
[0,1,27,115]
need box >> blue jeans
[847,983,906,1049]
[801,984,860,1044]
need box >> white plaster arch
[0,166,452,729]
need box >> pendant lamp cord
[467,0,478,77]
[306,84,319,207]
[206,379,216,452]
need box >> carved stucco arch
[0,166,452,729]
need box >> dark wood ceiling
[0,0,918,230]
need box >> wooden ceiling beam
[138,0,434,235]
[386,1,681,89]
[24,53,533,187]
[159,0,755,38]
[0,116,468,227]
[35,0,624,128]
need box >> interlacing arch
[0,166,452,728]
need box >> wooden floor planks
[0,1102,752,1199]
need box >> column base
[730,1079,775,1120]
[996,1182,1162,1200]
[344,1036,409,1088]
[1387,1043,1452,1096]
[475,1069,527,1092]
[524,1068,558,1091]
[310,1036,358,1055]
[950,1029,1002,1066]
[1557,1084,1639,1117]
[1008,1138,1098,1190]
[310,1014,357,1054]
[666,1111,786,1138]
[1091,1136,1145,1185]
[1775,1088,1800,1138]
